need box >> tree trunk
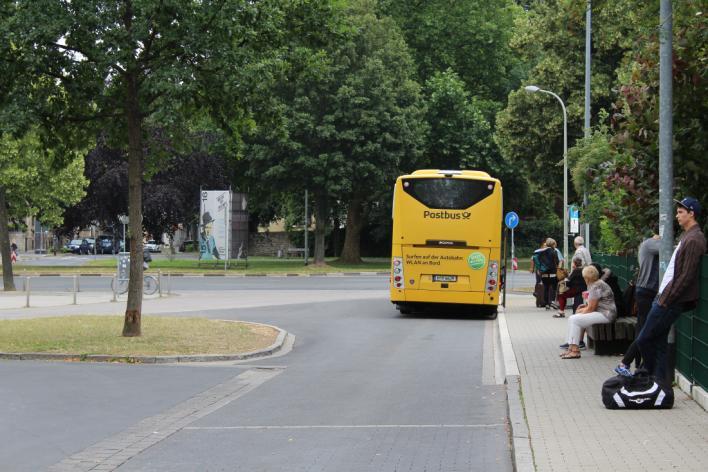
[123,71,144,337]
[313,195,327,265]
[0,186,16,291]
[338,195,365,264]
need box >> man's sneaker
[559,341,586,350]
[614,364,633,377]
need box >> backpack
[604,272,626,317]
[622,281,637,317]
[601,369,674,410]
[533,248,557,274]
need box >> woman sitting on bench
[561,265,617,359]
[554,256,587,318]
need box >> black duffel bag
[601,369,674,409]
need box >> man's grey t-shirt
[637,237,660,291]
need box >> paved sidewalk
[504,293,708,472]
[0,289,389,319]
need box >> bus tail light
[486,260,499,293]
[392,257,404,289]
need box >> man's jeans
[635,300,684,382]
[621,286,658,368]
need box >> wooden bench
[587,317,638,355]
[286,248,306,258]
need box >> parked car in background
[65,239,83,253]
[145,240,162,253]
[79,238,95,255]
[96,235,116,254]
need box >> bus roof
[402,169,493,179]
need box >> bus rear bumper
[390,289,498,306]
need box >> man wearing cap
[635,197,706,382]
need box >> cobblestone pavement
[504,294,708,472]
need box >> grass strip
[0,316,278,357]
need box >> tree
[13,0,280,335]
[379,0,523,103]
[0,131,87,290]
[494,0,638,233]
[241,2,349,265]
[569,2,707,252]
[58,136,232,252]
[332,5,426,263]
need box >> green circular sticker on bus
[467,252,486,270]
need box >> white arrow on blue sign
[505,211,519,229]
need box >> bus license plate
[433,275,457,283]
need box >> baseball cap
[674,197,701,216]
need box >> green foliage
[497,1,707,252]
[244,3,426,259]
[0,131,87,227]
[379,0,523,102]
[422,69,492,170]
[566,2,707,251]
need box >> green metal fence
[595,253,708,391]
[675,257,708,390]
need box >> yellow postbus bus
[390,169,503,317]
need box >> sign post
[118,214,129,253]
[504,212,520,291]
[569,206,580,235]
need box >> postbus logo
[423,210,471,220]
[467,252,486,270]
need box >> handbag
[556,267,568,280]
[558,280,569,294]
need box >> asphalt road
[0,287,512,471]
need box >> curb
[498,307,534,472]
[0,322,289,364]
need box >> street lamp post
[525,85,568,265]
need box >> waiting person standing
[532,238,559,310]
[635,198,706,382]
[547,238,565,269]
[614,233,661,376]
[573,236,592,267]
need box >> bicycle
[111,275,159,295]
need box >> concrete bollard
[158,270,163,297]
[73,275,78,305]
[167,272,171,295]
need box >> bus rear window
[402,178,495,209]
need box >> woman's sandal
[559,350,571,357]
[561,351,581,359]
[552,312,565,318]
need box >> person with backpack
[532,238,559,310]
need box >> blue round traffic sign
[505,211,519,229]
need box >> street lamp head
[524,85,540,93]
